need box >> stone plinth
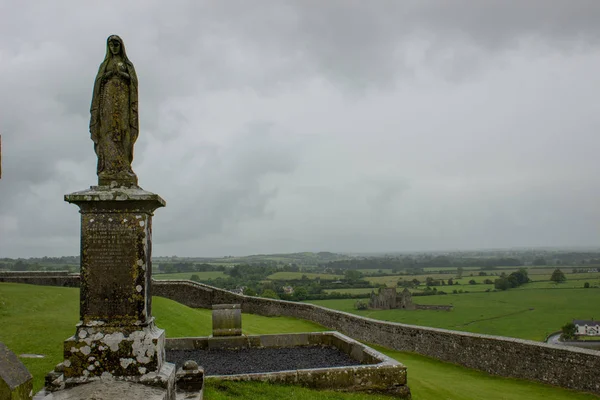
[175,361,204,399]
[0,342,33,400]
[212,304,242,337]
[65,186,165,328]
[47,186,173,392]
[35,380,171,400]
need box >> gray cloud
[2,1,600,257]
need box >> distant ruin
[368,287,452,311]
[369,287,416,310]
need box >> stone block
[62,324,165,379]
[206,336,249,351]
[211,304,241,337]
[175,360,204,395]
[258,333,309,348]
[0,342,33,400]
[34,380,171,400]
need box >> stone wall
[153,280,600,395]
[0,271,80,287]
[4,276,600,395]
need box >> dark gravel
[167,345,363,376]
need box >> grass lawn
[0,283,324,392]
[1,283,598,399]
[374,346,600,400]
[308,288,600,341]
[324,287,376,295]
[153,271,227,280]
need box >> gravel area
[167,345,364,376]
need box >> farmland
[1,282,598,400]
[308,288,600,341]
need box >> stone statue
[90,35,139,187]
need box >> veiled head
[105,35,128,60]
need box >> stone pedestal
[46,186,173,394]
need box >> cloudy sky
[2,1,600,258]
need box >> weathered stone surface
[45,185,170,393]
[211,304,241,337]
[175,363,204,393]
[35,380,168,400]
[65,186,164,328]
[166,332,409,397]
[0,272,79,287]
[90,35,139,188]
[154,280,600,396]
[0,342,33,400]
[62,324,166,379]
[369,287,413,310]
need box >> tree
[13,260,28,271]
[457,267,464,279]
[425,277,440,287]
[509,268,530,286]
[550,268,566,283]
[260,289,279,299]
[244,287,257,296]
[494,277,511,291]
[447,278,454,286]
[561,322,577,340]
[159,264,176,274]
[344,270,363,282]
[469,279,476,285]
[293,286,308,301]
[584,282,590,289]
[354,300,368,310]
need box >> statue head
[108,36,122,55]
[104,35,129,61]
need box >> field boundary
[153,279,600,396]
[3,273,600,395]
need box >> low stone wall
[5,276,600,394]
[153,280,600,395]
[0,271,80,287]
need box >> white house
[574,320,600,336]
[282,286,294,295]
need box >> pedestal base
[39,363,176,400]
[59,322,166,379]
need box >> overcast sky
[2,1,600,258]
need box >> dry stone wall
[0,271,79,287]
[4,275,600,395]
[153,280,600,395]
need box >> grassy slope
[0,283,598,399]
[308,288,600,340]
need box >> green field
[324,287,376,295]
[153,271,227,280]
[1,282,599,399]
[267,271,343,280]
[308,288,600,341]
[0,283,325,392]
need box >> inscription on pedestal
[81,213,147,323]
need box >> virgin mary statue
[90,35,139,187]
